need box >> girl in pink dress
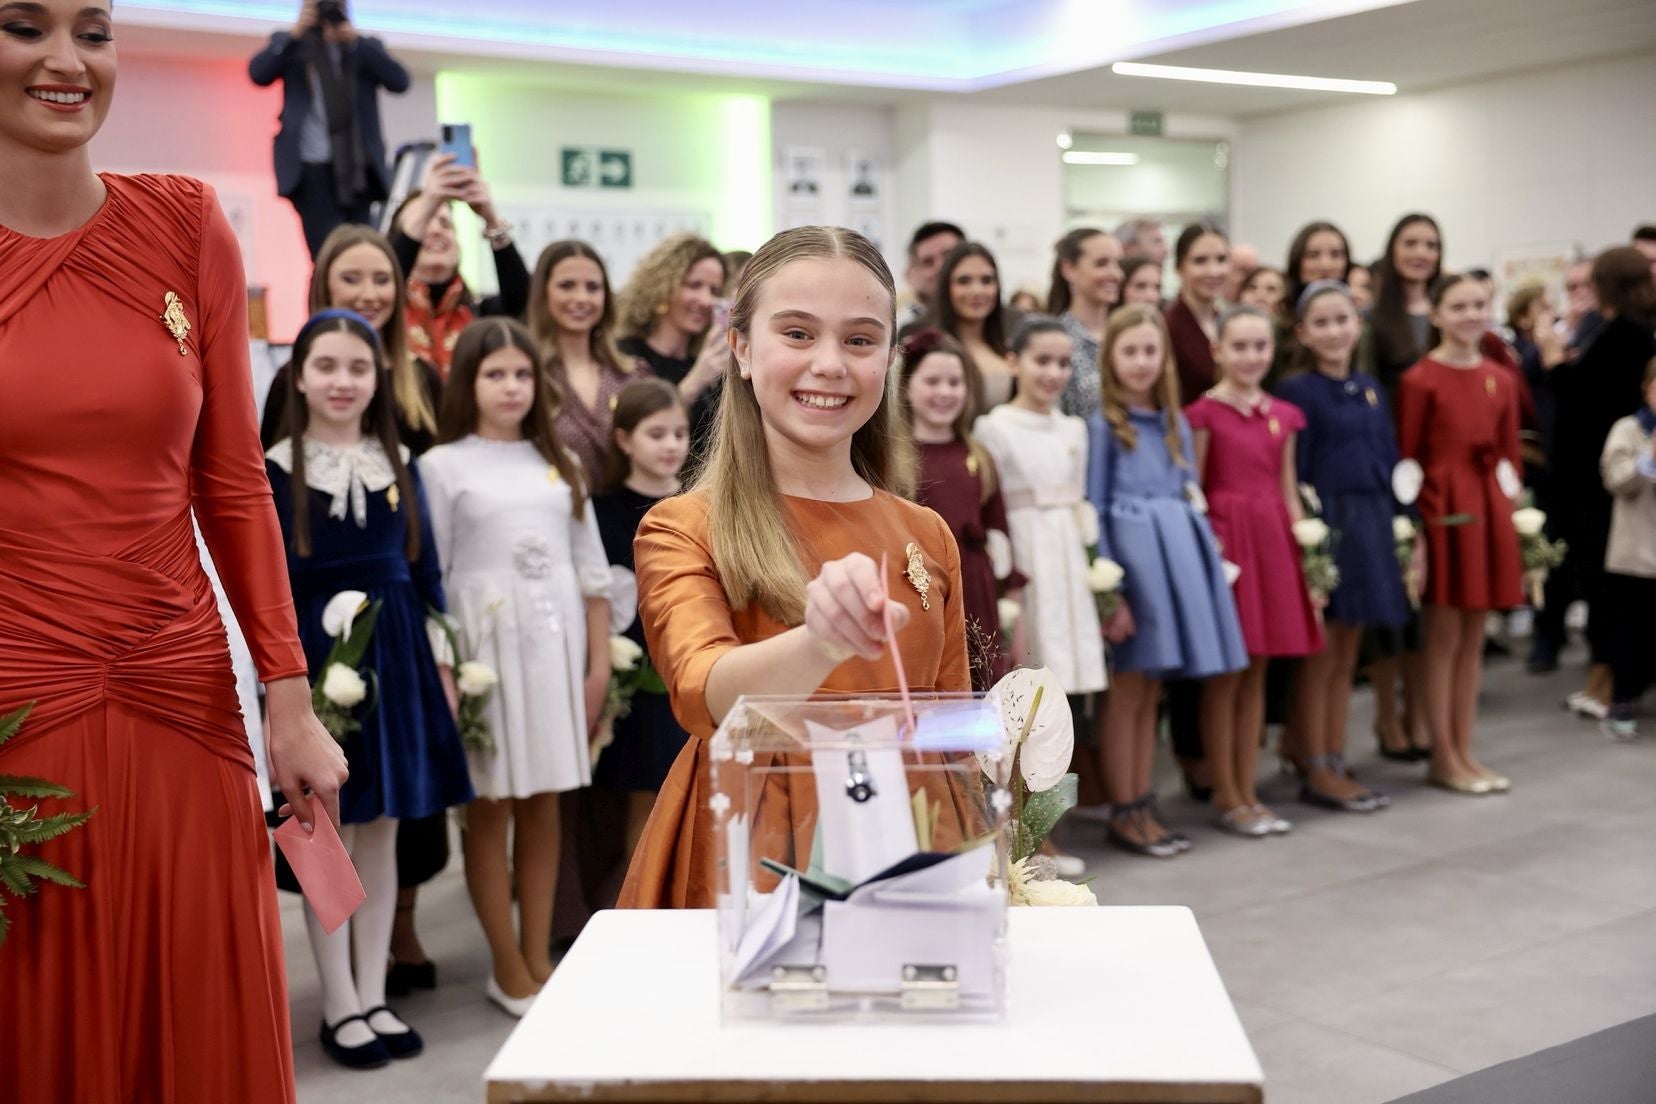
[1186,306,1324,838]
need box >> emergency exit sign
[561,148,633,189]
[1129,110,1164,136]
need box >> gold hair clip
[386,484,400,512]
[160,292,190,356]
[903,541,931,611]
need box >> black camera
[316,0,347,25]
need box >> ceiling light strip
[1111,61,1395,95]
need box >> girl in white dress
[973,315,1107,699]
[419,319,611,1014]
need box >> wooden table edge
[487,1076,1263,1103]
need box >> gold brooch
[160,291,190,356]
[965,453,979,476]
[1485,375,1496,396]
[547,466,562,484]
[1268,415,1281,438]
[1366,387,1378,408]
[386,484,400,512]
[903,541,931,611]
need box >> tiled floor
[287,643,1656,1103]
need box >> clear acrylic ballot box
[709,692,1012,1023]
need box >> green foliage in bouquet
[0,703,95,947]
[312,599,383,742]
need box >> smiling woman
[0,1,347,1102]
[616,226,973,909]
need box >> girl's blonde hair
[695,226,914,624]
[1098,304,1187,468]
[614,232,725,350]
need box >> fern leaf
[0,703,36,748]
[0,775,74,800]
[22,809,95,845]
[12,855,84,889]
[0,861,36,898]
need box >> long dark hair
[897,327,996,498]
[1283,221,1352,324]
[929,241,1008,356]
[599,376,687,493]
[1369,213,1442,381]
[282,311,421,561]
[1045,227,1106,315]
[438,318,588,515]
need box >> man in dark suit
[250,1,409,257]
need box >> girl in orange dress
[617,226,972,909]
[0,4,346,1102]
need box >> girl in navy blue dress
[591,378,693,859]
[1087,305,1247,857]
[1276,282,1408,813]
[267,310,473,1069]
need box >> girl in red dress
[899,327,1026,688]
[0,4,346,1102]
[1186,307,1325,838]
[1397,274,1523,795]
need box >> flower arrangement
[1076,502,1125,621]
[593,635,667,757]
[312,590,382,742]
[1393,515,1423,605]
[429,608,502,755]
[980,666,1096,906]
[1513,501,1567,606]
[0,703,94,947]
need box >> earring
[654,302,669,316]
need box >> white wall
[769,101,904,280]
[1231,51,1656,271]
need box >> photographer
[250,0,410,257]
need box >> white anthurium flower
[1086,557,1124,594]
[1292,518,1330,549]
[982,666,1073,792]
[1392,459,1424,506]
[1393,515,1417,543]
[1496,459,1522,500]
[985,528,1013,581]
[997,597,1021,632]
[1512,507,1547,537]
[608,566,639,636]
[321,590,370,639]
[456,661,499,697]
[609,635,644,672]
[1298,482,1323,518]
[321,663,367,707]
[1073,502,1101,549]
[1222,559,1242,586]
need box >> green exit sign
[561,148,633,189]
[1129,110,1163,136]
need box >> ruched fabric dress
[1085,408,1248,678]
[1397,356,1524,610]
[1186,393,1325,658]
[616,490,973,909]
[0,175,305,1103]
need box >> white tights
[303,815,407,1047]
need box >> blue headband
[1295,278,1353,318]
[296,308,383,350]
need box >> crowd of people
[4,2,1656,1101]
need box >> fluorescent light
[1111,61,1396,96]
[1062,151,1140,166]
[1056,131,1074,149]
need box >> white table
[485,907,1262,1103]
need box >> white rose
[1073,502,1101,549]
[986,528,1013,581]
[997,597,1021,632]
[1393,516,1416,543]
[1021,876,1098,907]
[1292,518,1330,549]
[609,635,644,672]
[321,590,370,639]
[1222,559,1242,586]
[1512,507,1547,537]
[1086,557,1124,594]
[456,661,499,697]
[320,662,367,707]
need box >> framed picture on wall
[1491,241,1578,323]
[784,146,825,197]
[845,150,879,207]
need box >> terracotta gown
[0,175,307,1103]
[617,489,975,909]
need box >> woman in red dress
[0,5,347,1101]
[1397,274,1523,796]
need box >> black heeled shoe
[363,1005,424,1059]
[1374,726,1418,763]
[1180,768,1213,803]
[1105,796,1184,859]
[320,1016,391,1070]
[386,958,437,997]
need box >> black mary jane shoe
[1374,728,1419,763]
[386,958,438,997]
[363,1005,424,1059]
[320,1015,391,1070]
[1300,754,1387,813]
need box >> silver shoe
[1253,804,1294,834]
[1214,806,1272,838]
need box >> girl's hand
[1407,533,1427,606]
[1103,601,1135,645]
[804,552,908,664]
[584,668,609,736]
[265,675,348,831]
[438,664,459,723]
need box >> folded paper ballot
[273,811,365,935]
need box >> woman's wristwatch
[483,221,513,247]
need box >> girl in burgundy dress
[1186,306,1324,838]
[1397,274,1523,795]
[899,327,1026,688]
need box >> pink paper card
[273,810,365,934]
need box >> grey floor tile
[1248,1018,1460,1104]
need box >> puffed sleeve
[407,461,447,613]
[419,448,456,580]
[191,185,308,681]
[573,495,612,599]
[635,494,738,736]
[979,462,1028,592]
[932,509,971,694]
[1084,413,1116,562]
[1276,398,1307,436]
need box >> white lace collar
[266,436,410,528]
